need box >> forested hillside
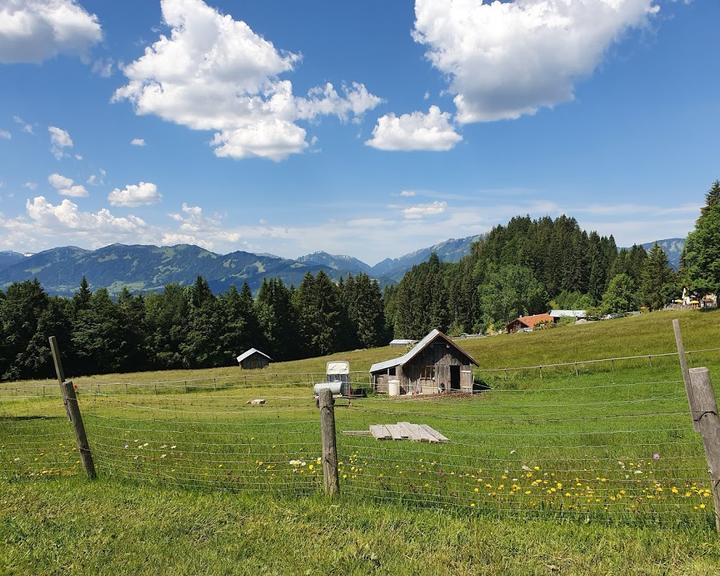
[0,273,388,381]
[384,215,679,337]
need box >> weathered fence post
[49,336,71,421]
[673,319,700,432]
[318,388,340,497]
[63,380,97,480]
[687,367,720,532]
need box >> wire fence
[0,370,373,399]
[0,347,717,529]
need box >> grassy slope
[2,479,719,576]
[10,309,719,390]
[2,309,720,575]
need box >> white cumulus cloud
[48,125,73,158]
[113,0,380,161]
[130,138,146,147]
[402,201,448,219]
[25,195,146,233]
[0,0,102,64]
[366,106,462,151]
[48,172,87,197]
[413,0,659,123]
[0,128,11,140]
[108,182,161,207]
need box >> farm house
[236,348,271,370]
[506,313,556,334]
[370,329,478,395]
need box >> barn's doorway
[450,365,461,391]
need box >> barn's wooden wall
[240,355,269,370]
[372,339,474,394]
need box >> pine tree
[639,244,676,311]
[72,288,125,374]
[294,272,346,356]
[341,273,387,348]
[144,284,191,369]
[117,288,148,372]
[256,278,301,360]
[682,180,720,294]
[220,283,263,361]
[73,276,92,313]
[182,277,224,368]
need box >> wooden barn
[236,348,271,370]
[370,329,478,395]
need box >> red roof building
[506,313,556,334]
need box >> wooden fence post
[49,336,71,421]
[673,319,700,432]
[688,367,720,532]
[318,388,340,497]
[63,380,97,480]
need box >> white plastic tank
[314,381,343,396]
[388,379,400,397]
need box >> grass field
[2,309,720,574]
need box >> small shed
[236,348,271,370]
[370,329,478,395]
[506,313,556,334]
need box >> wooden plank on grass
[398,422,426,442]
[396,422,415,439]
[370,425,391,440]
[413,426,437,442]
[387,424,405,440]
[419,424,449,443]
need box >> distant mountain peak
[297,251,372,275]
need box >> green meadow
[2,309,720,575]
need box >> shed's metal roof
[236,348,272,363]
[326,361,350,375]
[370,329,478,373]
[550,309,587,318]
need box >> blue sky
[0,0,718,264]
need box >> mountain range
[0,235,685,296]
[0,235,481,296]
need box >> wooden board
[419,424,449,442]
[367,422,448,443]
[387,424,405,440]
[370,424,392,440]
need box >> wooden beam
[688,368,720,532]
[318,388,339,497]
[673,319,700,431]
[62,380,96,480]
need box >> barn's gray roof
[370,329,478,373]
[236,348,272,363]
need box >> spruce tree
[682,180,720,294]
[256,278,301,360]
[639,244,676,311]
